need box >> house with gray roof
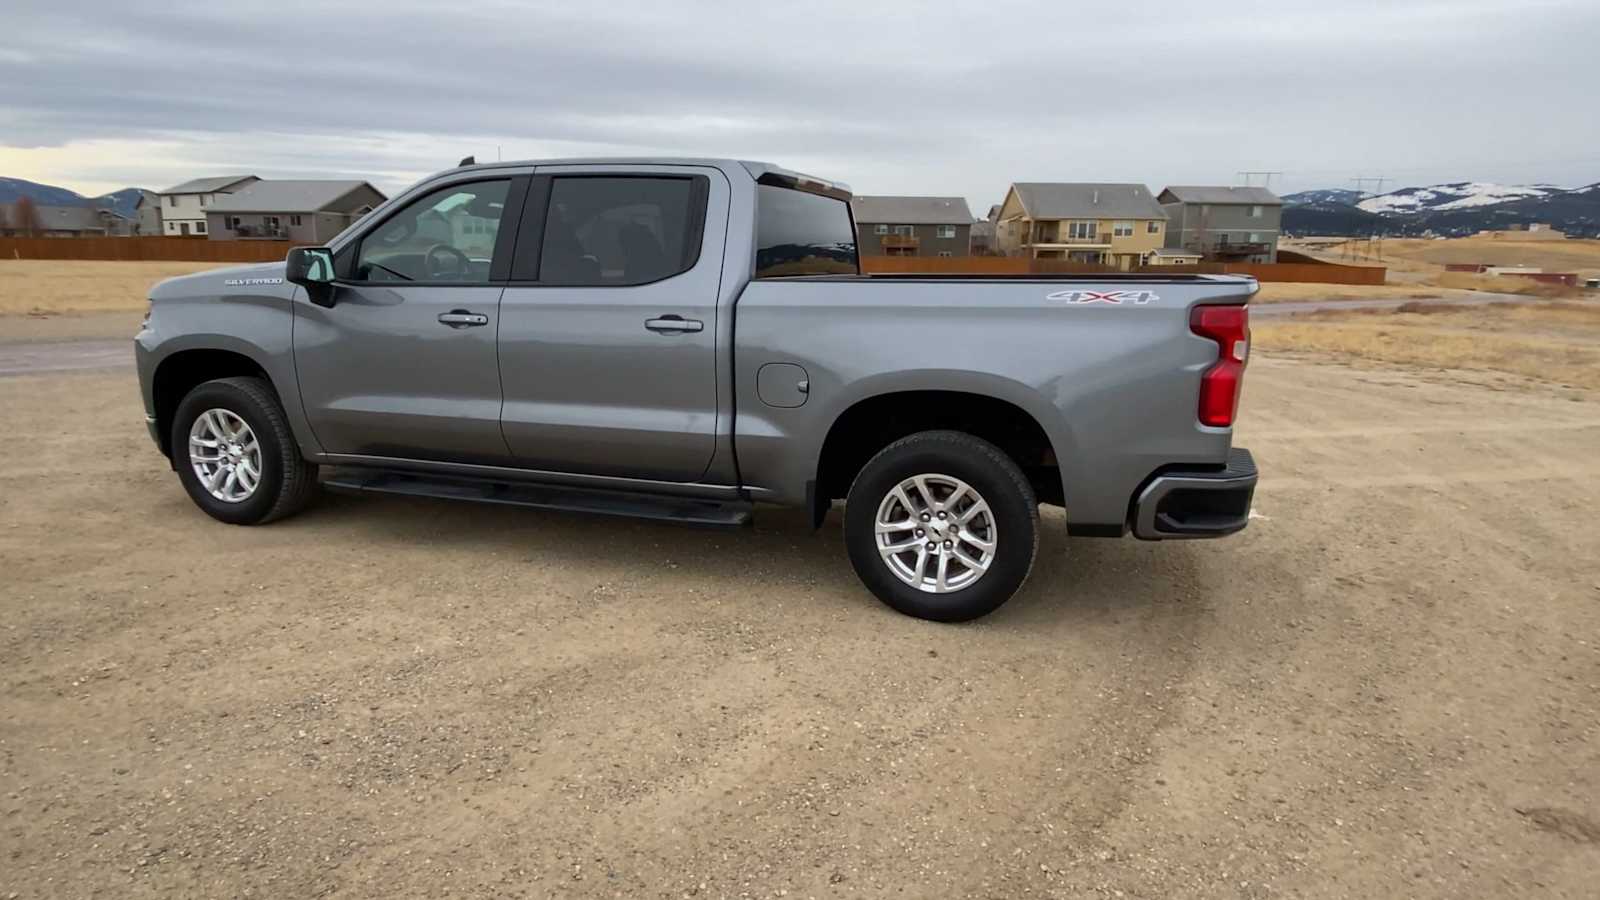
[851,195,975,257]
[156,175,259,237]
[0,203,126,237]
[205,180,386,243]
[132,189,161,236]
[994,183,1168,268]
[1157,186,1282,262]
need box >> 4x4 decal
[1045,289,1159,305]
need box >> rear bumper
[1131,448,1257,540]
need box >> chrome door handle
[644,315,703,334]
[438,310,489,328]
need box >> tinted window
[535,177,702,286]
[355,179,509,283]
[754,185,858,278]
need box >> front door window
[355,180,511,283]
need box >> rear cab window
[754,184,859,278]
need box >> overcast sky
[3,0,1597,210]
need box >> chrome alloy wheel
[874,474,997,593]
[188,408,262,503]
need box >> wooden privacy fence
[0,236,304,263]
[861,255,1386,285]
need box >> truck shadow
[296,491,1219,628]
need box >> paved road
[0,338,132,376]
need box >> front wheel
[844,430,1039,622]
[171,376,318,525]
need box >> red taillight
[1190,304,1250,427]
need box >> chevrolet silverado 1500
[136,157,1257,621]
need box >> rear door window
[754,185,859,277]
[530,176,705,286]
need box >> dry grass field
[1255,300,1600,391]
[1285,235,1600,279]
[1369,235,1600,277]
[0,260,220,317]
[1251,281,1479,303]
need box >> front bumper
[1131,447,1257,540]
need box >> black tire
[844,430,1039,622]
[170,376,318,525]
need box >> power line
[1237,170,1283,189]
[1350,176,1389,197]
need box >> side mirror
[286,247,337,308]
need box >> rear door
[294,176,524,464]
[497,166,727,481]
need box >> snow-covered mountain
[1282,180,1600,238]
[1356,182,1565,215]
[1281,188,1364,207]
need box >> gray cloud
[4,0,1597,205]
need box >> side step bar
[322,468,754,528]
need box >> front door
[293,177,520,464]
[497,168,726,482]
[179,222,189,236]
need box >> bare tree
[13,196,41,237]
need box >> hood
[149,260,289,302]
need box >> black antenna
[458,155,475,167]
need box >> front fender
[136,287,322,459]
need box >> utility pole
[1236,171,1283,190]
[1351,176,1388,198]
[1351,176,1389,260]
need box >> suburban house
[0,203,127,237]
[1157,186,1282,262]
[156,175,260,236]
[994,183,1167,268]
[969,203,1001,255]
[204,180,387,243]
[132,189,162,235]
[969,220,995,255]
[1143,247,1203,266]
[851,196,975,257]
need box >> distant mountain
[94,187,147,218]
[0,176,90,207]
[1280,204,1387,236]
[1282,188,1364,207]
[1356,182,1564,215]
[0,177,148,216]
[1283,180,1600,238]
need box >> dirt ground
[1,311,1597,898]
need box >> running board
[322,468,754,528]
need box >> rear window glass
[754,185,858,278]
[534,176,702,286]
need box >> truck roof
[447,157,850,197]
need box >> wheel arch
[150,347,277,459]
[810,381,1069,528]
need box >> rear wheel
[171,376,317,525]
[844,430,1039,622]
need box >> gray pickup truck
[136,157,1257,621]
